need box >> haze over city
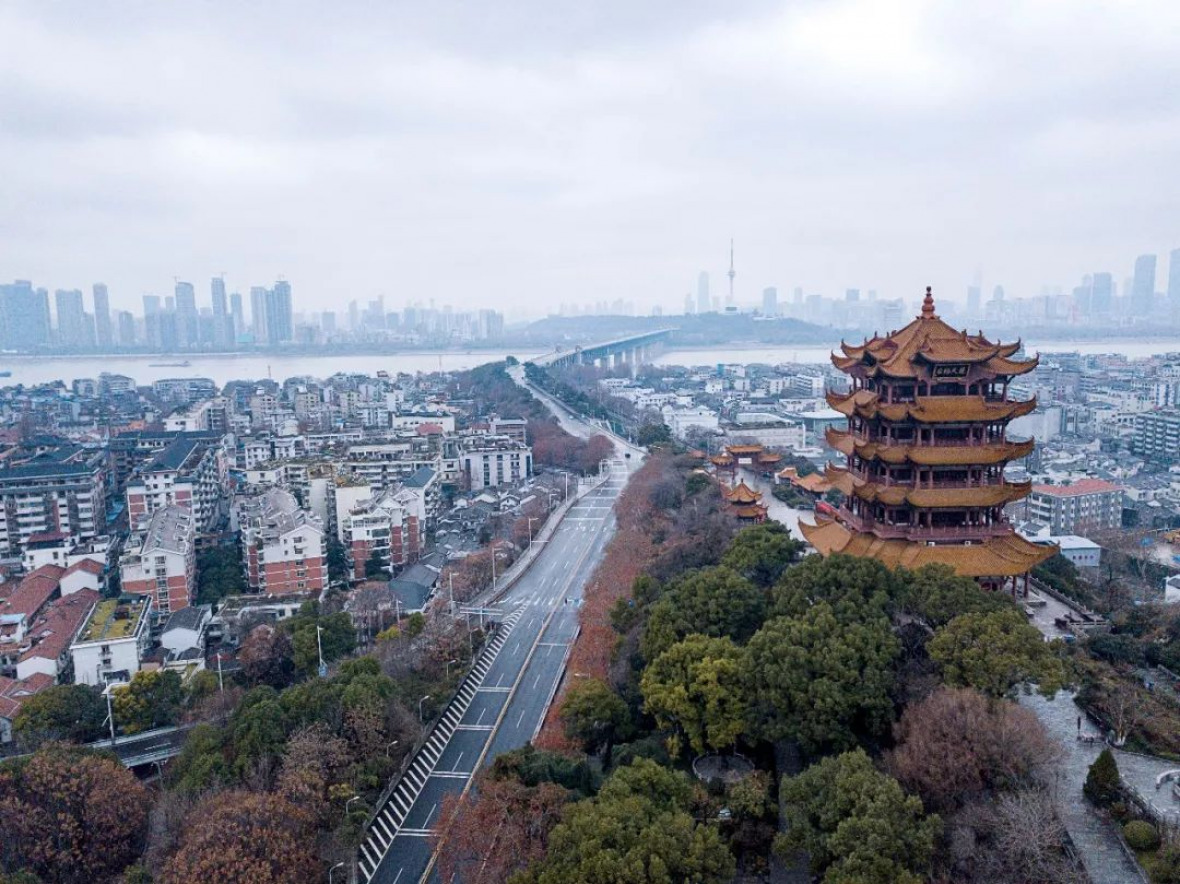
[3,0,1180,316]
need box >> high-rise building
[268,280,293,344]
[726,240,736,309]
[761,286,778,316]
[117,311,137,347]
[92,283,113,349]
[175,281,197,348]
[143,294,161,316]
[966,285,981,317]
[845,288,860,302]
[1168,248,1180,318]
[0,281,51,349]
[229,292,244,340]
[1132,254,1156,316]
[210,277,229,347]
[250,286,269,341]
[684,293,694,315]
[697,272,710,314]
[1090,272,1113,315]
[802,286,1052,591]
[54,289,90,349]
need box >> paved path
[1021,691,1146,883]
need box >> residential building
[1025,479,1124,536]
[460,436,532,491]
[237,489,326,596]
[70,595,152,686]
[0,454,107,556]
[18,589,101,682]
[119,506,197,614]
[125,436,226,532]
[0,281,51,349]
[1133,411,1180,461]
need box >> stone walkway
[1021,691,1148,884]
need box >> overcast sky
[2,1,1178,318]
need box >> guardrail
[356,606,525,882]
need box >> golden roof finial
[921,286,936,319]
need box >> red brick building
[237,488,326,596]
[119,506,197,614]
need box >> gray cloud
[0,0,1178,318]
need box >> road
[363,461,633,883]
[361,362,642,884]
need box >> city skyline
[2,2,1179,315]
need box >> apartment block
[1025,479,1124,535]
[70,594,153,686]
[460,436,532,491]
[237,488,326,596]
[0,453,107,556]
[119,506,197,614]
[125,436,226,532]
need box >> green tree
[284,605,356,675]
[561,678,631,754]
[898,563,1011,629]
[512,759,735,884]
[721,522,804,588]
[685,472,711,496]
[776,749,940,884]
[641,634,748,756]
[13,684,107,746]
[636,422,672,447]
[928,608,1065,698]
[326,536,349,585]
[1083,748,1121,807]
[364,550,387,578]
[640,566,764,662]
[170,722,232,794]
[231,697,289,778]
[196,545,247,605]
[112,669,183,734]
[770,554,900,623]
[745,604,899,753]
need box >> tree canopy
[745,603,899,753]
[12,684,107,746]
[641,634,747,756]
[928,608,1066,698]
[112,669,183,734]
[0,744,149,883]
[640,566,765,662]
[776,749,940,884]
[769,554,900,623]
[720,522,804,588]
[561,678,631,755]
[512,759,734,884]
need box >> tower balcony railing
[854,522,1010,542]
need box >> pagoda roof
[726,444,766,455]
[799,517,1056,578]
[826,390,1037,424]
[831,288,1038,379]
[824,464,1032,508]
[710,454,735,466]
[724,481,763,504]
[731,504,768,520]
[826,427,1036,465]
[757,452,783,464]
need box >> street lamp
[527,517,536,548]
[315,624,326,677]
[418,694,431,722]
[329,862,346,884]
[345,795,361,815]
[385,739,400,758]
[445,658,459,678]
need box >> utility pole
[316,624,326,677]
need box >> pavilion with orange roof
[799,286,1054,592]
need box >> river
[655,338,1180,367]
[2,350,518,387]
[8,336,1180,387]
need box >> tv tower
[727,238,736,308]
